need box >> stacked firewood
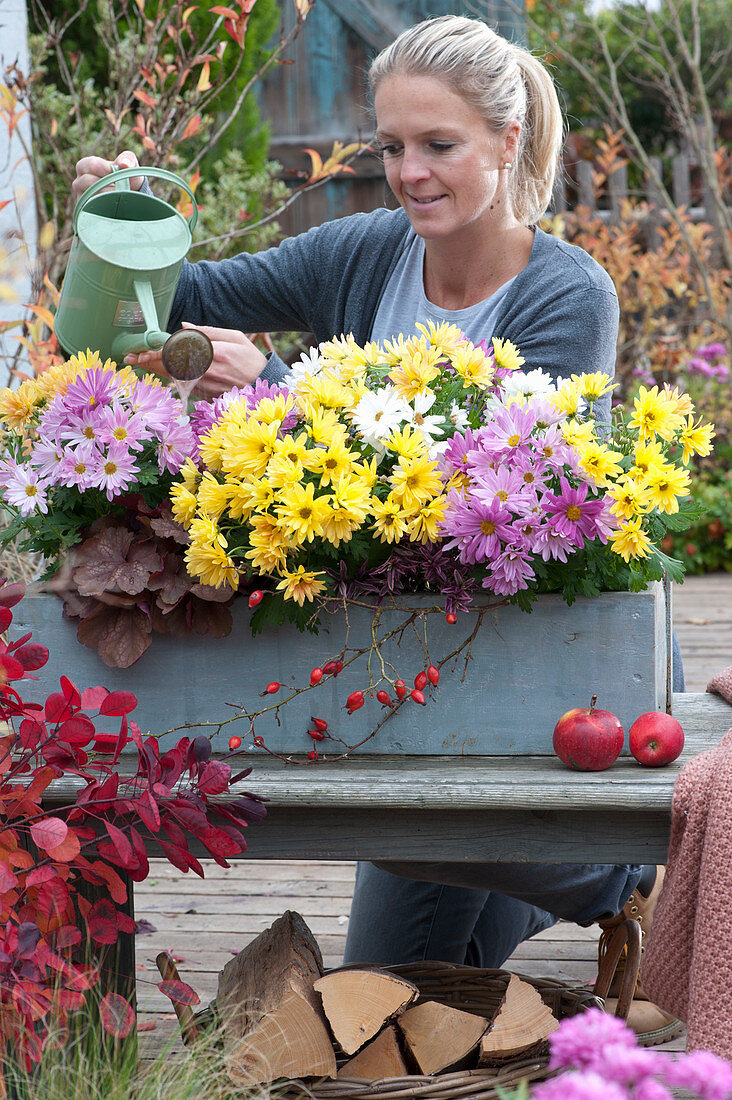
[213,911,560,1087]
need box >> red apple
[553,694,624,771]
[628,711,685,767]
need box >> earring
[503,161,513,169]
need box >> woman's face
[374,73,518,243]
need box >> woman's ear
[503,120,521,164]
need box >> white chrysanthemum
[286,345,326,385]
[448,401,469,432]
[503,369,557,402]
[352,385,409,445]
[405,391,446,444]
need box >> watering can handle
[73,166,199,234]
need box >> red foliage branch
[0,580,266,1066]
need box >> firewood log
[397,999,488,1074]
[314,967,419,1054]
[478,974,559,1063]
[336,1025,409,1080]
[216,910,337,1085]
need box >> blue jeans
[343,635,685,967]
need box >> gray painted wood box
[14,585,667,757]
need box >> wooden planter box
[14,586,668,757]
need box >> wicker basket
[158,919,640,1100]
[279,960,603,1100]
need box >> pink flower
[661,1049,732,1100]
[441,492,514,564]
[57,443,98,490]
[477,403,537,457]
[532,1070,627,1100]
[485,545,535,595]
[156,420,197,473]
[29,439,65,481]
[63,368,115,413]
[98,401,149,451]
[548,1007,636,1072]
[59,407,106,449]
[543,477,607,545]
[593,1042,666,1086]
[469,463,529,512]
[90,442,140,501]
[0,461,49,516]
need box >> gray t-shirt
[371,234,516,345]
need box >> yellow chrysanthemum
[560,417,596,449]
[662,385,694,417]
[266,440,307,489]
[572,372,616,402]
[185,516,239,588]
[196,473,231,521]
[179,457,201,493]
[408,494,448,543]
[35,359,81,399]
[318,333,361,363]
[321,474,372,546]
[551,378,583,417]
[245,514,288,573]
[306,407,348,447]
[491,337,525,373]
[390,454,443,511]
[309,436,356,487]
[576,440,624,487]
[220,419,280,479]
[385,423,428,460]
[450,342,495,388]
[0,380,43,430]
[351,456,378,489]
[628,439,667,482]
[276,482,331,543]
[247,392,295,427]
[608,476,652,521]
[294,371,353,414]
[371,495,409,544]
[389,342,442,400]
[629,385,685,442]
[416,319,465,357]
[678,415,714,465]
[644,464,692,514]
[169,483,198,528]
[611,519,652,562]
[198,421,229,473]
[276,565,327,606]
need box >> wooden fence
[551,152,725,222]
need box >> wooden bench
[43,690,732,1012]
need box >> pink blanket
[641,720,732,1058]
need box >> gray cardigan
[170,207,619,392]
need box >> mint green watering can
[54,166,213,380]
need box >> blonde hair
[369,15,564,225]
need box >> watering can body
[54,167,198,364]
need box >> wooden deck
[134,574,732,1061]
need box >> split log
[216,910,337,1085]
[478,974,559,1063]
[314,967,419,1054]
[397,999,488,1075]
[336,1025,409,1080]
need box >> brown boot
[597,867,684,1046]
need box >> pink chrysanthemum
[90,442,140,501]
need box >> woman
[73,15,680,1040]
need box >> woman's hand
[72,150,144,201]
[125,322,269,399]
